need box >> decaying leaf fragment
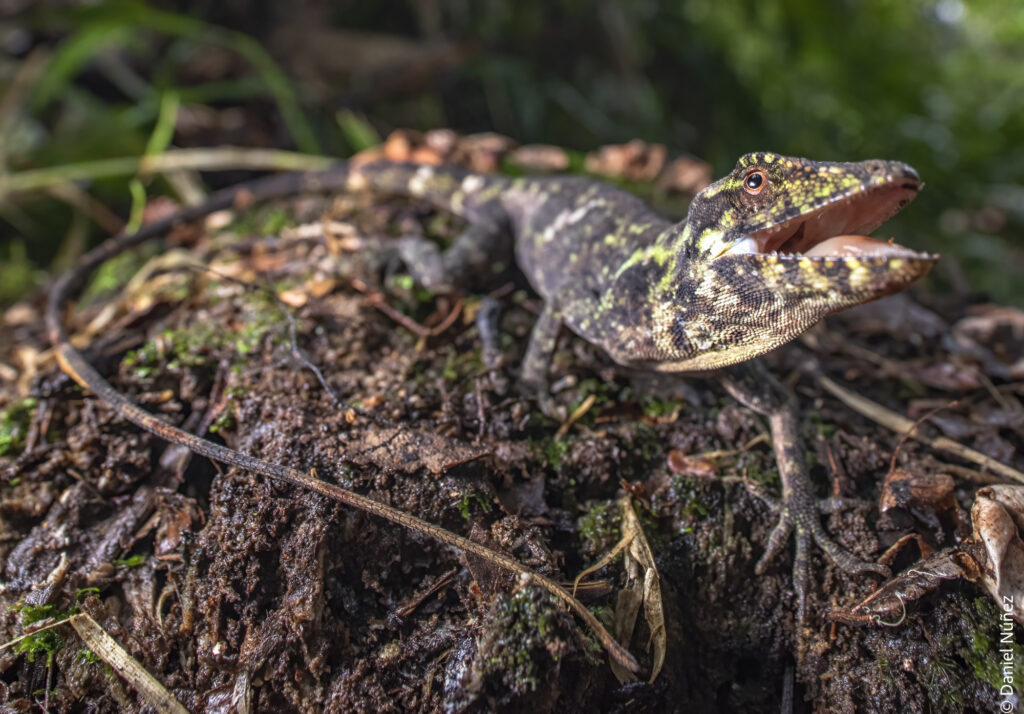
[574,496,666,683]
[829,546,977,626]
[832,484,1024,626]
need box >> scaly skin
[47,153,934,643]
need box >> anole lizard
[46,153,933,664]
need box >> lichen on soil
[1,179,1022,713]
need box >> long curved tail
[350,160,509,220]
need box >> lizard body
[46,152,934,661]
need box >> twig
[817,374,1024,485]
[69,613,189,713]
[556,394,596,439]
[888,401,957,475]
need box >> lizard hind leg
[719,362,890,623]
[394,218,512,293]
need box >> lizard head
[687,152,928,261]
[645,153,936,371]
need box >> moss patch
[0,397,37,457]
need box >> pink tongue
[805,235,912,258]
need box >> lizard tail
[348,160,509,220]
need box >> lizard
[45,152,933,665]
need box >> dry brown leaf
[277,287,308,308]
[584,140,666,181]
[507,144,570,172]
[834,484,1024,627]
[829,546,975,626]
[878,468,960,540]
[657,156,712,194]
[667,450,718,479]
[953,304,1024,379]
[971,485,1024,624]
[605,496,666,684]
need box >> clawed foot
[392,236,454,292]
[752,486,890,623]
[519,377,567,422]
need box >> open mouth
[725,179,925,260]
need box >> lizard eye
[744,170,766,194]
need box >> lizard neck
[598,221,711,369]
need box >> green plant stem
[0,148,337,200]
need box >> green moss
[260,208,292,235]
[456,491,493,520]
[386,273,437,313]
[576,501,621,556]
[76,648,102,665]
[742,457,780,488]
[79,246,155,305]
[670,475,710,519]
[209,383,246,434]
[439,346,483,383]
[112,554,146,567]
[122,324,219,375]
[481,588,570,692]
[807,408,837,439]
[530,436,571,470]
[640,394,681,418]
[391,274,415,292]
[221,206,298,239]
[960,597,1024,694]
[919,653,967,712]
[9,602,69,665]
[121,291,286,380]
[572,377,613,409]
[0,397,37,457]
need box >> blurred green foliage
[1,0,1021,303]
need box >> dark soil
[1,175,1022,713]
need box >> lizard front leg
[719,361,889,622]
[520,298,566,421]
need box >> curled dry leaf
[657,157,713,195]
[879,469,956,515]
[277,287,308,308]
[666,450,717,479]
[971,485,1024,624]
[952,304,1024,380]
[458,132,517,173]
[878,468,965,541]
[575,496,666,684]
[584,140,666,182]
[383,128,425,163]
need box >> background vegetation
[1,0,1021,303]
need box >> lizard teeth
[725,237,760,255]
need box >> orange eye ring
[744,170,767,194]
